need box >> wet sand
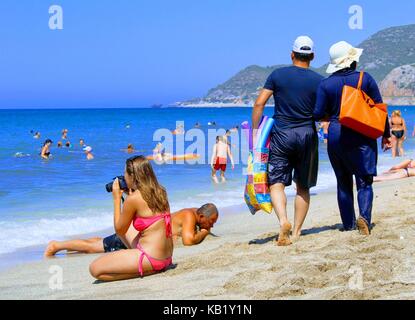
[0,179,414,300]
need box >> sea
[0,107,413,264]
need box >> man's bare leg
[44,238,104,257]
[292,183,310,241]
[220,171,226,183]
[211,168,219,183]
[270,183,292,246]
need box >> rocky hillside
[179,24,415,106]
[188,65,284,105]
[358,24,415,83]
[380,64,415,105]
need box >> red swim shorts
[214,157,227,172]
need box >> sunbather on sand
[44,203,219,256]
[374,159,415,182]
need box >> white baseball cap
[83,146,92,152]
[326,41,363,74]
[293,36,314,54]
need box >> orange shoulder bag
[340,71,388,139]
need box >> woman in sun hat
[313,41,392,236]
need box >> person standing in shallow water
[41,139,53,159]
[211,136,234,183]
[313,41,392,235]
[252,36,323,246]
[389,110,407,158]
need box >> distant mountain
[182,65,285,106]
[178,24,415,106]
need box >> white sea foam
[0,210,113,255]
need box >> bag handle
[357,71,364,90]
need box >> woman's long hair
[126,156,169,214]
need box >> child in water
[211,136,234,183]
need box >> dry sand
[0,179,414,300]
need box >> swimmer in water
[153,142,164,157]
[172,124,185,135]
[223,130,238,149]
[121,144,135,154]
[61,129,68,140]
[83,146,94,160]
[41,139,53,159]
[151,143,173,162]
[229,126,239,133]
[57,141,63,148]
[65,141,71,148]
[79,139,85,147]
[33,132,41,139]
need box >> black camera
[106,176,128,193]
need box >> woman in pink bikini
[89,156,173,281]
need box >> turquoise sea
[0,107,413,261]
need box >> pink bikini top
[133,212,172,238]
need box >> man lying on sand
[44,203,219,257]
[374,159,415,182]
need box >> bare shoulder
[173,209,196,225]
[125,191,146,208]
[175,208,197,219]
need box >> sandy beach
[0,178,414,300]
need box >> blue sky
[0,0,414,108]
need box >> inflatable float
[242,116,274,215]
